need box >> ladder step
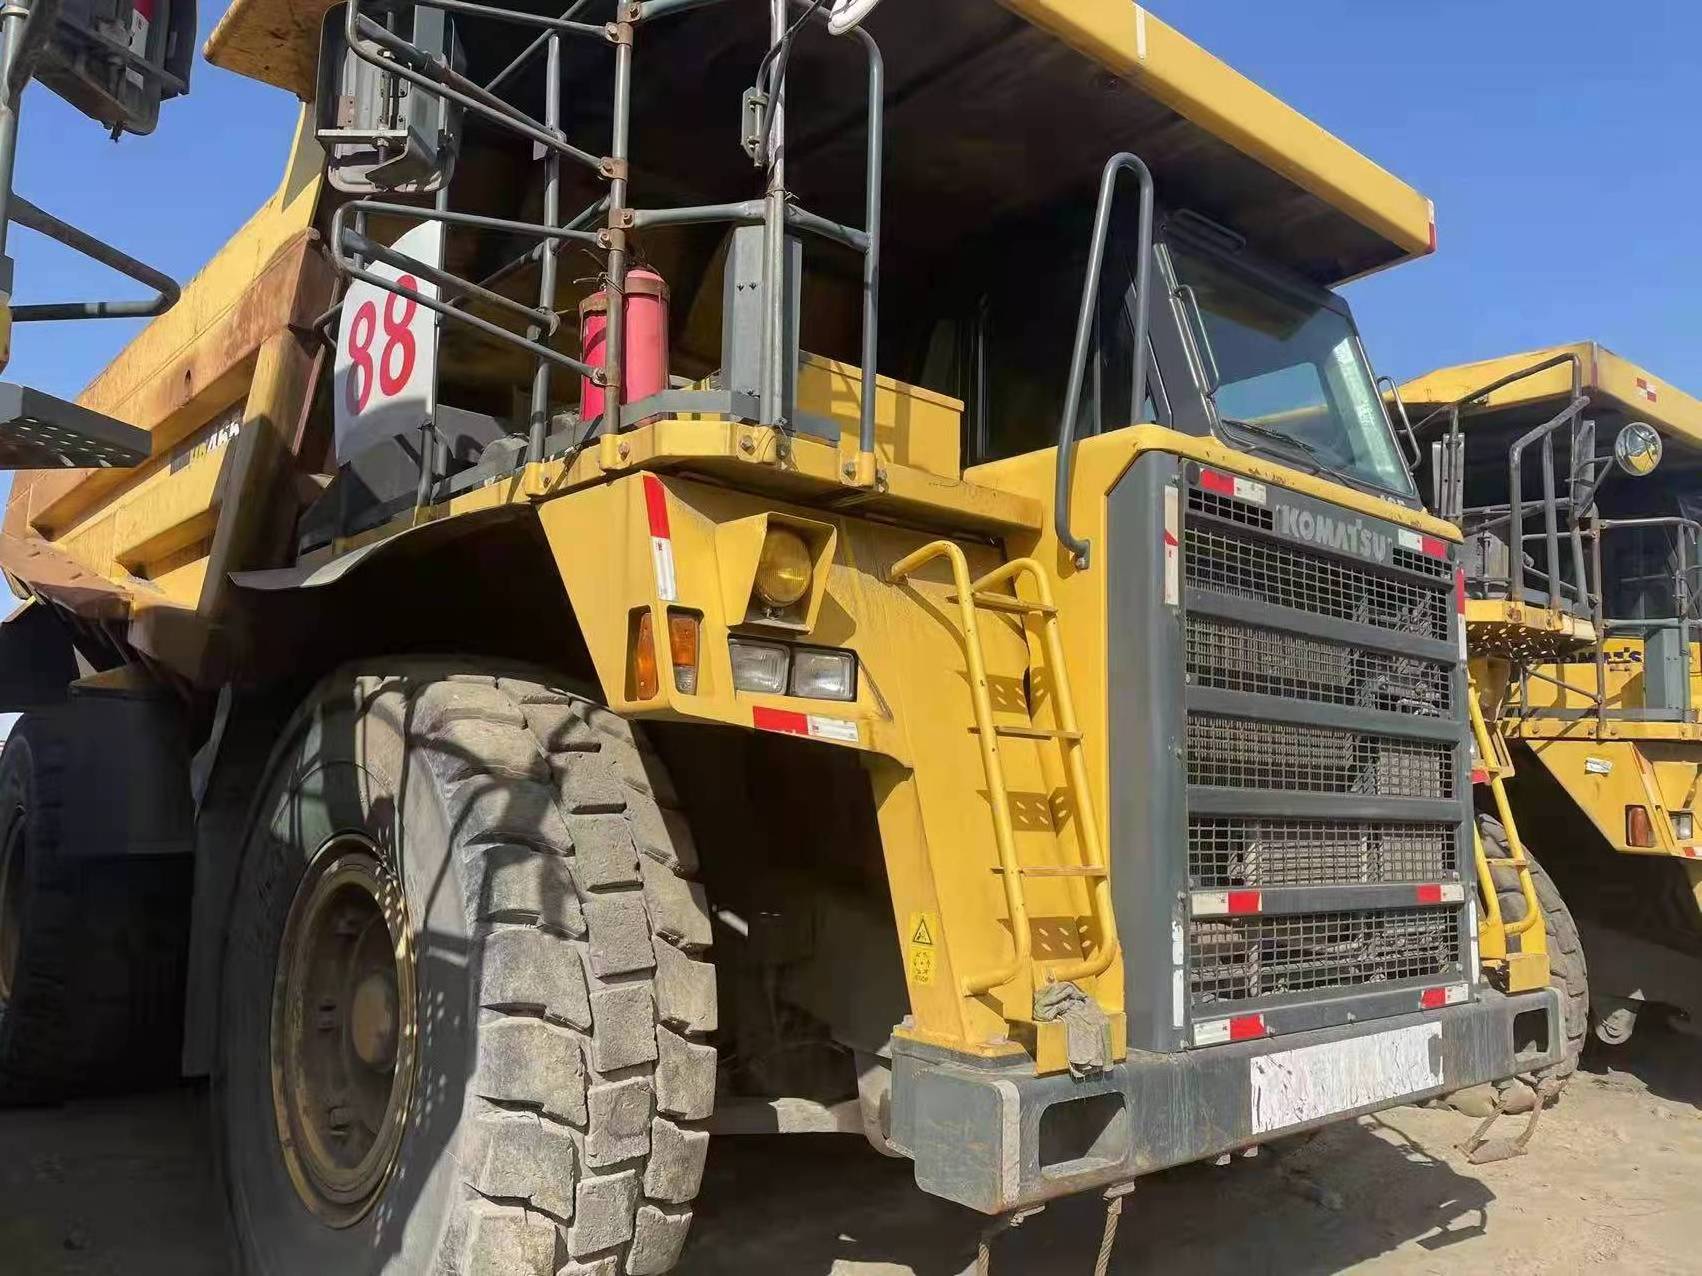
[950,591,1058,616]
[973,722,1082,742]
[994,865,1109,878]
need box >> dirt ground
[0,1028,1696,1276]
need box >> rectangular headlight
[790,646,857,701]
[729,638,789,694]
[1674,811,1694,841]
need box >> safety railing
[1413,352,1595,619]
[322,0,886,510]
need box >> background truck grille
[1188,817,1458,889]
[1185,523,1450,641]
[1189,907,1457,1005]
[1179,476,1469,1030]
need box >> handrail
[7,196,178,321]
[1055,151,1154,569]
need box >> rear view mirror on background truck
[1614,420,1661,476]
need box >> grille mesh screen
[1188,817,1458,889]
[1186,615,1453,716]
[1187,486,1274,532]
[1186,715,1454,798]
[1189,907,1457,1004]
[1185,525,1450,641]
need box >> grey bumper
[890,987,1562,1215]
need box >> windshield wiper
[1217,415,1358,489]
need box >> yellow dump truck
[0,1,1565,1271]
[1401,341,1702,1050]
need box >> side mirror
[828,0,886,34]
[1614,421,1662,477]
[28,0,196,137]
[316,2,464,195]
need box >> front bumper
[890,987,1561,1214]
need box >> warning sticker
[907,911,938,987]
[1585,757,1613,776]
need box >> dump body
[0,0,1557,1253]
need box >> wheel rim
[0,808,25,1004]
[270,836,417,1227]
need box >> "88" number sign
[334,222,444,462]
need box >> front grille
[1188,907,1457,1005]
[1187,486,1273,531]
[1393,545,1455,582]
[1185,524,1450,641]
[1188,817,1458,889]
[1186,715,1453,798]
[1186,615,1453,715]
[1173,477,1469,1040]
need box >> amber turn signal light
[668,610,700,694]
[630,610,660,700]
[1626,805,1655,848]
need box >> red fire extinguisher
[579,267,670,421]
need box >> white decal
[1249,1022,1442,1135]
[650,537,678,603]
[806,715,860,744]
[1585,757,1613,776]
[1162,483,1180,606]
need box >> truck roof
[1399,341,1702,451]
[204,0,1435,286]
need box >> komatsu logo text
[1275,503,1390,563]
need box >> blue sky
[1,0,1697,482]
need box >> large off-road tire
[0,714,191,1104]
[217,663,716,1275]
[1480,815,1586,1095]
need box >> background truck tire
[1480,815,1586,1095]
[0,714,191,1104]
[218,661,715,1275]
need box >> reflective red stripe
[1454,568,1466,614]
[1199,469,1235,496]
[1415,884,1443,905]
[1420,987,1448,1010]
[1229,1013,1266,1042]
[1419,535,1447,559]
[752,707,808,736]
[642,473,670,538]
[1227,890,1262,915]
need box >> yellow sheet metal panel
[539,470,1109,1053]
[1401,341,1702,451]
[5,112,322,544]
[796,353,964,481]
[999,1,1434,266]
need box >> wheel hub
[271,837,417,1227]
[0,810,26,1004]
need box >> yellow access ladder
[1467,686,1549,987]
[888,541,1119,996]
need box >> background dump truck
[0,0,1564,1271]
[1401,342,1702,1053]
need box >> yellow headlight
[754,528,812,609]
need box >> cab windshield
[1170,242,1415,498]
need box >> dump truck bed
[1401,341,1702,449]
[208,0,1434,286]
